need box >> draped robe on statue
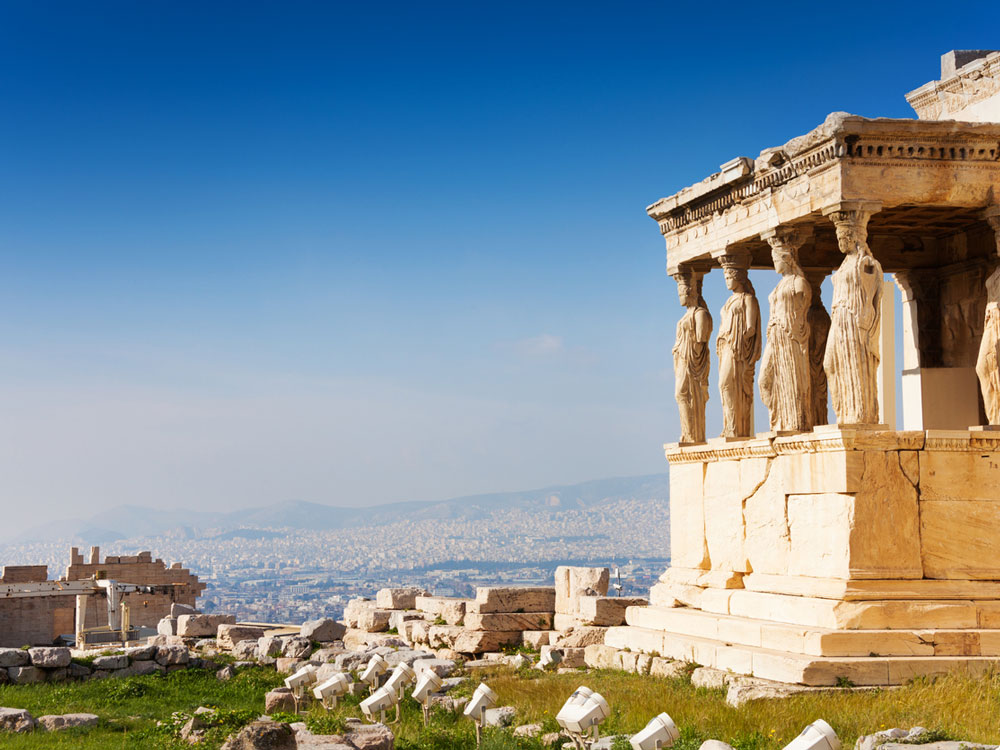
[717,291,761,437]
[760,276,812,431]
[977,267,1000,424]
[824,250,883,425]
[674,305,711,443]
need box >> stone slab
[375,587,428,610]
[451,630,522,654]
[919,450,1000,502]
[464,612,553,631]
[921,501,1000,579]
[414,596,467,625]
[668,462,709,569]
[468,587,555,614]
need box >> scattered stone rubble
[2,567,993,748]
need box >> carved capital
[716,248,752,270]
[822,200,881,255]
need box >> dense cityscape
[0,498,669,623]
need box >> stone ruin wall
[0,548,203,647]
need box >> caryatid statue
[823,204,884,425]
[976,209,1000,424]
[806,271,831,426]
[759,229,813,432]
[716,252,761,438]
[672,268,712,443]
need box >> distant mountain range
[10,474,669,545]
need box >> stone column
[716,250,761,438]
[759,227,813,432]
[671,267,712,443]
[976,206,1000,425]
[804,270,831,427]
[822,201,884,426]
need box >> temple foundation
[609,427,1000,685]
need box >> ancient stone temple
[610,50,1000,685]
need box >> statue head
[719,254,752,293]
[673,271,700,307]
[770,243,803,277]
[828,209,872,256]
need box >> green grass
[0,667,283,749]
[0,664,998,748]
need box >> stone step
[742,573,1000,601]
[661,588,998,630]
[623,605,1000,657]
[605,624,1000,686]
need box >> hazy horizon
[1,2,994,533]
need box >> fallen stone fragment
[28,647,71,669]
[413,658,456,677]
[0,649,29,668]
[691,666,729,689]
[344,722,394,750]
[125,645,156,660]
[8,666,44,684]
[514,722,542,737]
[281,636,312,659]
[0,707,35,733]
[155,645,190,666]
[219,624,269,650]
[264,687,297,714]
[483,706,516,727]
[700,741,735,750]
[37,713,99,731]
[221,719,296,750]
[177,614,236,638]
[93,654,129,670]
[376,587,429,610]
[301,618,347,642]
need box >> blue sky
[0,2,997,531]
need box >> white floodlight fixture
[630,712,680,750]
[412,669,443,703]
[360,684,399,723]
[783,720,841,750]
[463,682,498,747]
[313,672,351,710]
[284,664,318,713]
[384,661,416,698]
[360,653,388,693]
[555,686,594,729]
[412,669,444,725]
[561,691,610,735]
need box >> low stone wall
[0,644,215,684]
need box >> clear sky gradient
[1,2,997,532]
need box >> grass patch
[0,666,283,749]
[0,663,996,748]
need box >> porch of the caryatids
[759,227,813,433]
[715,250,761,438]
[672,266,712,443]
[822,201,884,426]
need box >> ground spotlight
[630,712,680,749]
